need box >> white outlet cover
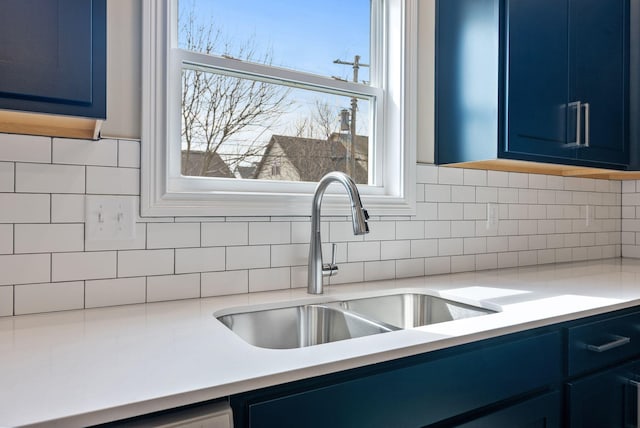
[86,196,136,242]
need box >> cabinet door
[505,0,573,162]
[454,391,561,428]
[567,360,640,428]
[236,331,562,428]
[571,0,628,166]
[0,0,106,118]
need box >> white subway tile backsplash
[463,169,487,186]
[249,267,290,292]
[528,174,547,189]
[271,243,308,267]
[508,172,528,188]
[148,223,200,249]
[498,188,518,203]
[329,262,364,284]
[329,221,365,242]
[546,175,564,190]
[118,140,141,168]
[0,254,50,285]
[487,236,509,253]
[425,221,451,239]
[53,251,116,282]
[0,134,50,163]
[202,270,249,296]
[347,241,380,262]
[475,253,498,270]
[450,220,476,238]
[0,225,12,254]
[226,245,270,270]
[378,240,408,260]
[202,222,248,247]
[118,249,174,277]
[424,184,451,202]
[86,166,139,195]
[364,260,396,281]
[476,187,498,203]
[176,247,225,274]
[0,286,12,316]
[439,238,463,256]
[0,133,630,315]
[14,282,84,315]
[451,255,475,273]
[16,163,85,193]
[425,256,450,275]
[147,273,200,302]
[487,170,509,187]
[51,194,85,223]
[416,164,438,184]
[497,252,518,268]
[438,203,463,220]
[249,221,290,245]
[463,237,487,254]
[52,138,117,166]
[85,277,146,308]
[438,167,464,185]
[15,224,84,253]
[364,221,396,241]
[451,186,475,203]
[0,162,14,192]
[396,221,425,239]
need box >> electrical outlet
[85,196,136,242]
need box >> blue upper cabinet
[505,0,629,168]
[0,0,106,119]
[570,0,628,166]
[436,0,636,171]
[505,0,572,162]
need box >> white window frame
[141,0,417,217]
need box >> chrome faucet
[308,172,369,294]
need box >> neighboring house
[255,133,368,183]
[234,164,258,179]
[181,150,234,178]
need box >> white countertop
[3,258,640,427]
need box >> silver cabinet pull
[569,101,582,146]
[582,102,590,147]
[586,335,630,352]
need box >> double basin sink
[216,293,496,349]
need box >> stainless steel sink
[217,292,496,349]
[340,293,495,329]
[217,304,398,349]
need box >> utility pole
[334,55,369,177]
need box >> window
[141,0,417,217]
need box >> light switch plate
[85,196,136,242]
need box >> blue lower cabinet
[232,331,561,428]
[454,391,562,428]
[567,360,640,428]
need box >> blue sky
[178,0,370,81]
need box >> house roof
[256,134,368,183]
[181,150,234,178]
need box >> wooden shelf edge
[0,109,102,140]
[445,159,640,180]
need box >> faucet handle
[331,243,337,266]
[322,243,339,277]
